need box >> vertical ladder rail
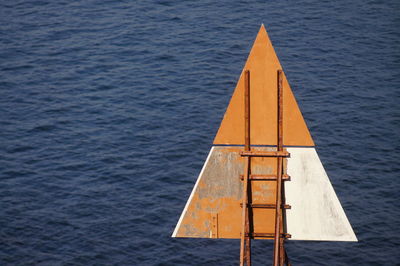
[273,70,284,266]
[240,70,251,266]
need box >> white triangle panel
[285,147,357,241]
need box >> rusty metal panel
[172,146,282,239]
[172,146,357,242]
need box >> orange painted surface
[213,25,314,146]
[174,146,282,239]
[174,26,315,240]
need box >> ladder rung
[240,203,291,209]
[246,233,291,239]
[239,151,290,157]
[240,174,290,181]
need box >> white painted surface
[286,147,357,241]
[171,147,214,237]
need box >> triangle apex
[256,24,270,40]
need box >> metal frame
[239,70,291,266]
[240,70,252,266]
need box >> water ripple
[0,0,399,265]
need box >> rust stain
[175,146,282,239]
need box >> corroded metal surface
[240,70,251,265]
[273,69,285,266]
[173,146,283,239]
[172,146,358,242]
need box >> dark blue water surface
[1,1,399,265]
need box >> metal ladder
[239,70,292,266]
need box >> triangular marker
[173,25,357,242]
[214,25,314,146]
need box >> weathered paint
[173,24,356,243]
[173,146,357,241]
[213,25,314,147]
[285,147,357,241]
[172,146,281,239]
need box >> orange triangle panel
[213,25,314,146]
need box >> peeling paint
[174,146,280,239]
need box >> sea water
[1,1,399,265]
